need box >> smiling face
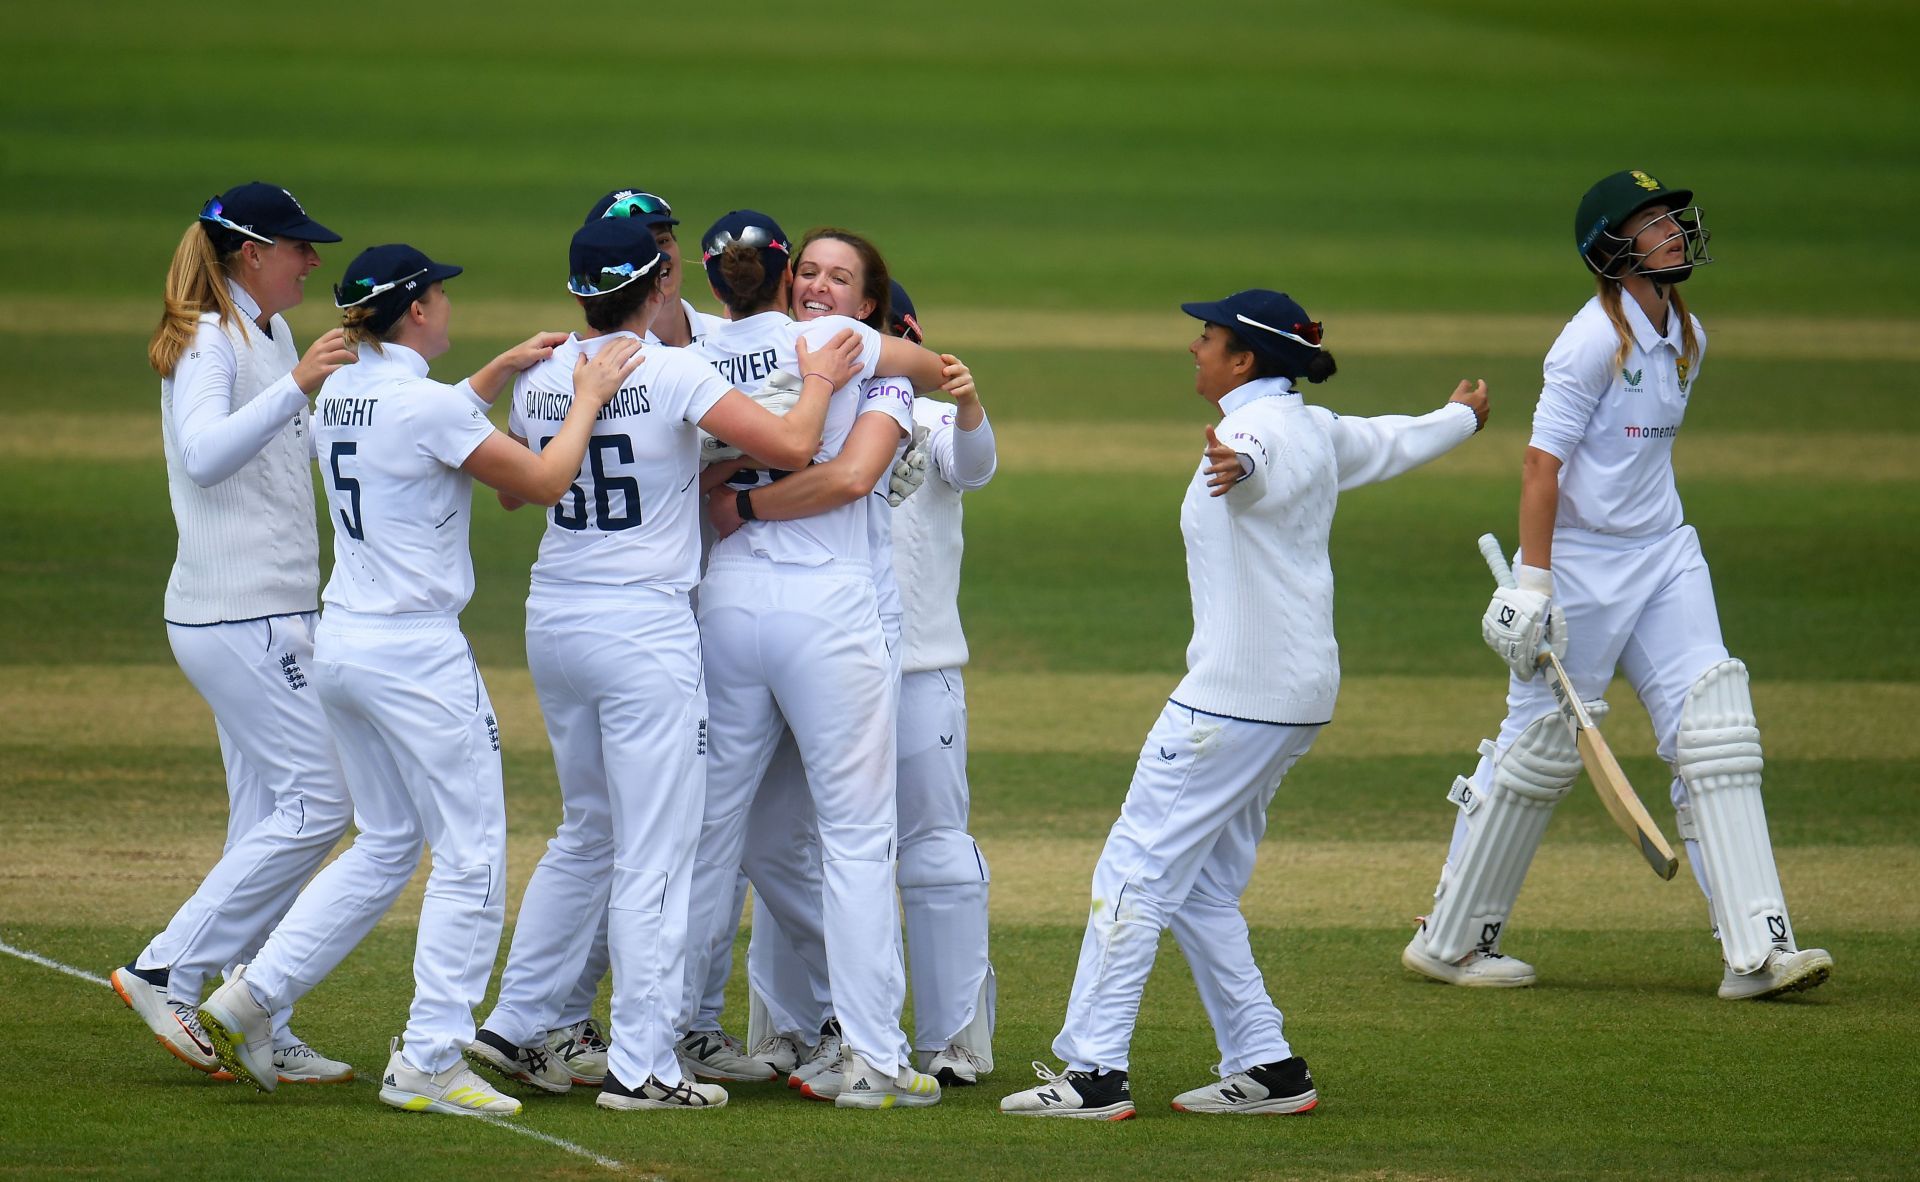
[651,224,683,304]
[1624,203,1687,272]
[791,237,875,322]
[237,237,322,318]
[1190,323,1254,403]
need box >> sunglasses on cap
[1234,313,1323,349]
[198,196,276,246]
[334,267,432,309]
[702,224,789,263]
[568,253,665,298]
[602,191,672,220]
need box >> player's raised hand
[572,337,645,407]
[502,331,573,372]
[797,330,862,391]
[939,354,976,403]
[1449,378,1490,431]
[1203,424,1248,497]
[291,327,357,395]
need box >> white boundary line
[0,936,641,1176]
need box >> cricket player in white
[115,183,357,1085]
[1002,290,1489,1119]
[198,244,638,1117]
[1402,171,1834,999]
[462,217,863,1112]
[725,277,999,1088]
[681,211,965,1108]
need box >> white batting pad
[1420,708,1587,963]
[1676,659,1791,974]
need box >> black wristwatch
[736,488,758,521]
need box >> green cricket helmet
[1574,169,1712,282]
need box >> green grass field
[4,2,1918,1178]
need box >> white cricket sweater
[893,399,997,673]
[161,281,318,625]
[1169,379,1478,724]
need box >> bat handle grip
[1478,532,1518,591]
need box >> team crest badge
[1676,359,1691,391]
[1631,170,1660,190]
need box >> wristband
[801,372,833,388]
[736,488,758,521]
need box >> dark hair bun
[1303,349,1338,384]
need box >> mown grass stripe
[6,666,1914,762]
[3,301,1916,360]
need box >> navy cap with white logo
[568,217,665,298]
[585,188,678,228]
[1180,289,1324,366]
[333,244,461,332]
[199,181,340,246]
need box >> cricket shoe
[677,1029,776,1081]
[596,1071,728,1111]
[999,1062,1135,1120]
[924,1043,990,1086]
[270,1039,355,1084]
[835,1052,941,1110]
[465,1028,571,1094]
[110,962,217,1073]
[1401,923,1536,987]
[1718,947,1835,1000]
[379,1038,520,1116]
[198,966,277,1093]
[749,1033,805,1077]
[789,1019,843,1089]
[798,1051,848,1101]
[1171,1057,1318,1115]
[547,1018,609,1086]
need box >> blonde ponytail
[340,304,386,352]
[1596,275,1701,374]
[148,224,242,377]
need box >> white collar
[1621,292,1683,354]
[224,277,264,325]
[1218,376,1297,416]
[359,340,430,377]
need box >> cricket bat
[1477,534,1680,881]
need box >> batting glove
[887,424,933,507]
[1481,565,1566,681]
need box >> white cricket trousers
[686,559,910,1074]
[144,614,351,1043]
[1054,701,1320,1075]
[746,668,991,1052]
[1445,526,1739,903]
[486,591,707,1086]
[241,611,506,1075]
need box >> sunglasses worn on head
[199,196,276,246]
[334,267,432,309]
[702,224,789,263]
[602,191,672,219]
[1235,313,1323,349]
[568,253,664,297]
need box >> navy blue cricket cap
[888,279,923,343]
[1180,289,1324,364]
[700,209,791,296]
[199,181,340,245]
[333,244,461,332]
[568,217,666,298]
[585,188,678,228]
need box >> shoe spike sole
[197,1011,270,1093]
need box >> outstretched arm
[1328,379,1487,490]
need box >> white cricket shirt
[508,333,732,593]
[1170,378,1477,724]
[314,342,497,616]
[893,397,997,673]
[693,311,901,570]
[1529,295,1706,540]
